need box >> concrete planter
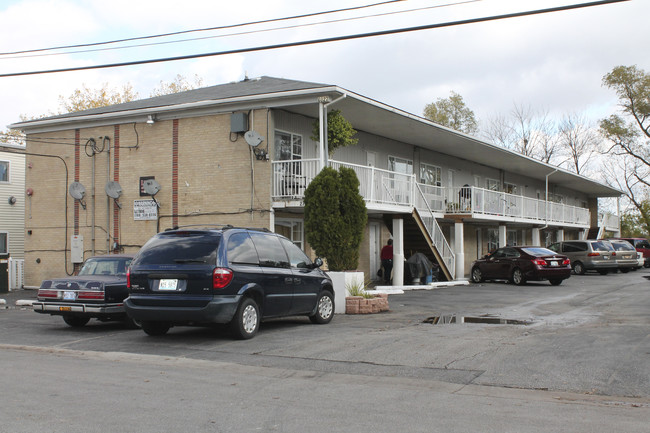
[328,271,364,314]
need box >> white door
[369,222,381,280]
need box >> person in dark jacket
[380,239,393,284]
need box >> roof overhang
[10,84,620,198]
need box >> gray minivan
[547,240,617,275]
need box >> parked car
[470,246,571,286]
[608,237,650,268]
[125,227,334,339]
[547,240,617,275]
[33,254,136,328]
[607,239,638,273]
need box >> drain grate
[423,315,532,325]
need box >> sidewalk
[0,288,37,308]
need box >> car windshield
[134,231,220,265]
[522,247,557,257]
[79,257,132,276]
[591,241,614,252]
[612,242,635,251]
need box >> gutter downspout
[542,169,559,230]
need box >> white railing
[8,258,24,291]
[599,212,620,232]
[415,184,455,277]
[271,160,591,226]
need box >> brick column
[172,119,179,228]
[113,125,120,248]
[74,129,80,235]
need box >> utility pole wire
[0,0,630,78]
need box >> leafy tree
[150,74,204,97]
[304,166,367,271]
[600,65,650,226]
[58,82,139,113]
[423,91,478,135]
[311,109,358,156]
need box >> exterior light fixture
[146,115,156,124]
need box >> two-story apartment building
[0,142,25,260]
[10,76,621,287]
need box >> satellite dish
[105,181,123,199]
[69,182,86,200]
[244,130,264,147]
[142,178,161,196]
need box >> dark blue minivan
[125,227,333,339]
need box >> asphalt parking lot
[2,268,649,399]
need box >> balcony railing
[271,159,592,226]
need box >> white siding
[0,148,25,259]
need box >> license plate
[603,256,609,260]
[59,306,72,312]
[550,261,558,267]
[63,291,76,301]
[159,279,178,291]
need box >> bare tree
[558,113,600,175]
[484,103,560,163]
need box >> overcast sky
[1,0,647,137]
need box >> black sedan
[33,254,137,327]
[470,246,571,286]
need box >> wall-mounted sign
[133,199,158,221]
[139,176,155,196]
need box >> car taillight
[563,259,571,265]
[78,290,105,300]
[533,259,547,266]
[126,268,131,288]
[612,252,616,256]
[38,289,59,299]
[587,252,600,256]
[213,268,233,290]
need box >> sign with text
[133,199,158,221]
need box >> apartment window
[388,156,413,175]
[487,229,499,253]
[0,232,7,254]
[507,230,518,246]
[275,131,302,161]
[504,182,517,194]
[486,178,499,191]
[275,219,304,250]
[0,161,8,183]
[419,163,441,186]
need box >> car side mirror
[312,257,323,268]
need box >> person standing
[380,239,393,284]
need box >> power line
[0,0,407,56]
[0,1,482,61]
[0,0,630,78]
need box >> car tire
[598,269,609,275]
[511,268,526,286]
[124,316,142,329]
[63,315,90,327]
[141,321,170,336]
[645,262,650,269]
[309,290,334,324]
[572,262,586,275]
[620,268,630,273]
[471,267,483,283]
[230,297,260,340]
[549,279,563,286]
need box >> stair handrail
[414,183,455,278]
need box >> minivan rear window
[591,241,614,252]
[134,232,220,265]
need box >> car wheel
[230,297,260,340]
[124,316,142,329]
[471,267,483,283]
[63,316,90,327]
[620,268,630,273]
[549,279,563,286]
[645,262,650,268]
[572,262,585,275]
[511,268,526,286]
[598,269,609,275]
[141,321,170,336]
[309,290,334,324]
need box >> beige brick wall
[23,110,273,287]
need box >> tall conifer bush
[304,166,367,271]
